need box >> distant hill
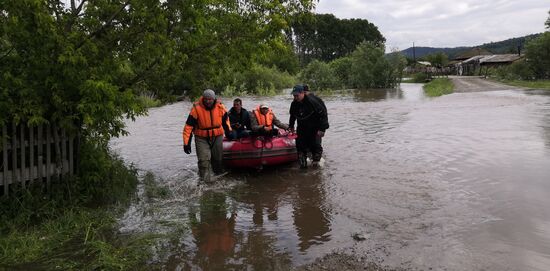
[398,33,541,59]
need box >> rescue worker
[289,85,329,168]
[250,103,289,137]
[227,98,251,140]
[182,89,231,182]
[304,84,327,111]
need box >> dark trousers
[227,129,249,140]
[296,130,323,161]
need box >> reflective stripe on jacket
[182,97,231,145]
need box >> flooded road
[111,83,550,270]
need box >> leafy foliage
[525,32,550,79]
[349,42,402,89]
[0,0,314,143]
[290,13,385,64]
[423,52,449,67]
[423,78,454,97]
[300,60,340,91]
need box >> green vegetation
[290,13,385,64]
[423,78,454,97]
[411,73,430,83]
[300,42,406,90]
[0,142,158,270]
[494,79,550,90]
[488,11,549,82]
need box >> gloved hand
[289,127,295,133]
[183,144,192,154]
[317,130,325,137]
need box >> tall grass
[0,142,158,270]
[423,78,454,97]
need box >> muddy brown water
[110,84,550,270]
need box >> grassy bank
[0,144,157,270]
[494,79,550,90]
[423,78,454,97]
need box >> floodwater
[110,84,550,270]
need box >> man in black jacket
[289,85,329,168]
[227,98,251,140]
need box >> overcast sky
[315,0,549,51]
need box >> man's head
[292,85,305,102]
[233,98,242,112]
[259,103,269,115]
[202,89,216,108]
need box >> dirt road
[449,76,522,92]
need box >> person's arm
[288,102,296,130]
[272,114,289,130]
[243,110,251,130]
[183,107,197,146]
[221,104,232,135]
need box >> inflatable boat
[222,132,297,168]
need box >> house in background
[453,47,523,76]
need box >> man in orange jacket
[250,103,289,137]
[183,89,231,182]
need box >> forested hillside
[400,33,541,59]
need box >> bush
[329,57,353,88]
[300,60,340,91]
[411,72,430,83]
[219,64,296,96]
[349,42,399,89]
[424,78,454,97]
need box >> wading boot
[199,166,211,183]
[299,153,307,169]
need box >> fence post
[29,126,34,185]
[37,124,43,186]
[46,124,51,190]
[20,124,26,189]
[11,123,18,188]
[2,126,8,197]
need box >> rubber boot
[299,153,308,169]
[199,165,211,183]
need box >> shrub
[300,60,340,91]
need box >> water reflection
[290,171,331,251]
[173,169,332,269]
[189,192,237,263]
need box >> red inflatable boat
[223,131,298,168]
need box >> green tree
[525,32,550,79]
[290,13,385,64]
[424,52,449,67]
[349,42,399,89]
[329,57,353,88]
[300,60,340,91]
[545,10,549,29]
[0,0,314,142]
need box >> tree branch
[76,1,130,49]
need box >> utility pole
[413,42,416,67]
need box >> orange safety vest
[183,97,230,145]
[254,106,273,128]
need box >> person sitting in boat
[250,103,289,137]
[226,98,251,140]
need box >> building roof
[454,48,492,60]
[417,61,431,66]
[479,54,523,64]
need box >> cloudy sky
[315,0,549,51]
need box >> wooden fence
[1,123,77,197]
